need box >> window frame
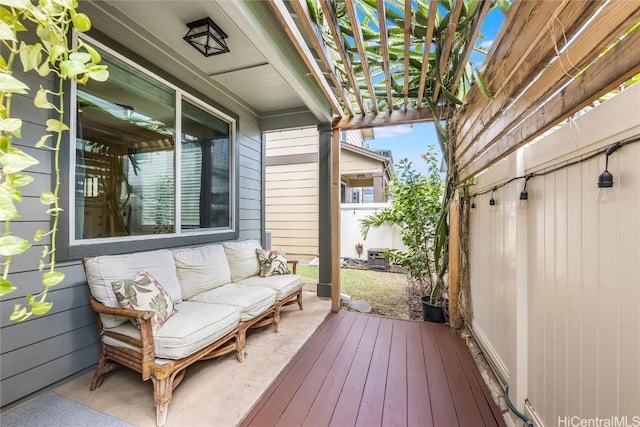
[61,33,239,259]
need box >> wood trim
[457,2,640,169]
[346,0,378,113]
[332,107,444,130]
[331,129,341,312]
[431,0,464,103]
[289,0,355,116]
[321,0,366,114]
[266,152,319,166]
[417,0,438,109]
[376,0,393,110]
[266,0,343,115]
[458,24,640,182]
[447,189,461,327]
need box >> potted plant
[360,149,447,322]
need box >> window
[72,39,234,244]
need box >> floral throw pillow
[111,271,175,333]
[256,249,291,277]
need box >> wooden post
[448,188,461,327]
[331,129,341,312]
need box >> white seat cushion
[173,245,232,299]
[103,301,240,359]
[222,240,262,281]
[235,275,302,301]
[84,250,183,328]
[189,284,276,322]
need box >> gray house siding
[0,46,265,408]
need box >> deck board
[241,311,506,427]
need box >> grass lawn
[297,265,409,319]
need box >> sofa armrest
[287,259,298,274]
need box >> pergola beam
[431,0,464,104]
[289,0,355,116]
[450,0,491,93]
[332,107,445,130]
[346,0,378,113]
[403,0,411,110]
[321,0,367,114]
[458,23,640,182]
[376,0,393,110]
[267,0,344,115]
[417,0,438,109]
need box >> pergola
[269,0,640,322]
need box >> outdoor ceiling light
[471,195,476,209]
[596,142,621,203]
[183,18,230,57]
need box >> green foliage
[360,148,444,304]
[0,0,108,321]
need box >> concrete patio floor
[54,288,331,426]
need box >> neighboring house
[0,1,334,407]
[265,127,392,259]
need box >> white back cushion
[222,240,262,282]
[173,245,232,300]
[84,249,182,328]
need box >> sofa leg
[273,307,280,333]
[236,328,246,362]
[90,355,118,390]
[151,374,173,427]
[297,291,304,310]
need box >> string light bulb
[489,187,497,212]
[471,195,476,209]
[519,174,532,209]
[597,142,621,203]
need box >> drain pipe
[468,326,534,427]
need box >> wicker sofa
[83,240,302,426]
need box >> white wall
[469,84,640,425]
[341,203,407,259]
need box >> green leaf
[0,73,29,94]
[10,304,31,322]
[30,299,52,316]
[0,20,16,41]
[0,0,31,8]
[88,68,108,82]
[0,149,39,173]
[34,88,55,109]
[0,235,32,256]
[0,188,19,220]
[45,207,63,215]
[40,191,56,205]
[0,278,17,296]
[45,119,69,132]
[80,42,101,63]
[59,59,86,78]
[0,118,22,136]
[49,44,66,63]
[69,51,91,64]
[37,60,50,77]
[35,134,52,148]
[11,173,34,187]
[34,228,45,242]
[473,68,492,99]
[42,270,64,287]
[20,42,43,72]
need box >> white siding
[469,84,640,425]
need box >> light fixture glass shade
[184,18,230,57]
[596,187,615,203]
[518,189,528,209]
[489,196,496,212]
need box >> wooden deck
[241,311,506,427]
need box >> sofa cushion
[103,301,240,359]
[189,284,276,322]
[222,240,262,281]
[173,245,232,299]
[84,250,183,328]
[111,271,175,334]
[256,249,291,277]
[235,274,302,301]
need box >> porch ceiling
[78,1,323,120]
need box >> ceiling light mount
[183,18,230,57]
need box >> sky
[363,8,505,176]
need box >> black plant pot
[421,296,446,323]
